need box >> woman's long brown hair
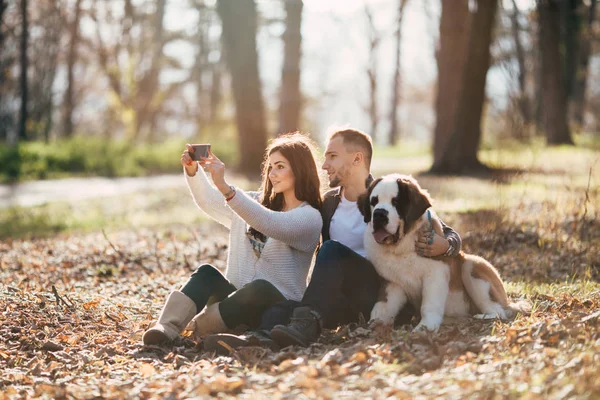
[248,133,322,241]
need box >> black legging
[180,264,286,330]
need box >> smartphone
[190,144,211,161]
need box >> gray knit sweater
[185,168,323,301]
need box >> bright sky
[303,0,536,12]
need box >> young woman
[143,133,323,345]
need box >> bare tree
[432,0,498,174]
[388,0,409,146]
[432,0,470,167]
[62,0,83,138]
[0,0,7,141]
[278,0,303,135]
[0,1,21,143]
[0,0,6,72]
[139,0,166,141]
[561,0,583,102]
[216,0,267,173]
[28,0,62,142]
[571,0,597,127]
[509,0,531,126]
[18,0,28,141]
[364,4,380,142]
[191,1,223,133]
[90,0,186,140]
[538,0,573,145]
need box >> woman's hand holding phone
[182,144,230,195]
[181,144,199,177]
[199,149,229,193]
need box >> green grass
[507,279,600,297]
[0,174,258,239]
[0,135,239,183]
[0,189,208,239]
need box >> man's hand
[415,223,449,257]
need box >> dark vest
[320,175,374,242]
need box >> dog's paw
[370,302,395,325]
[412,321,440,333]
[368,318,384,327]
[472,313,501,320]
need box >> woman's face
[268,151,296,195]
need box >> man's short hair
[328,127,373,168]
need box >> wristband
[443,241,455,257]
[224,185,236,201]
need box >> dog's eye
[370,196,378,207]
[391,197,399,207]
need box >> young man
[204,128,461,351]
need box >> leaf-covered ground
[1,146,599,399]
[1,213,599,399]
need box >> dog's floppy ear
[399,176,432,234]
[357,192,372,223]
[357,178,382,223]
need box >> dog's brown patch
[358,178,383,223]
[377,280,390,303]
[443,253,466,292]
[397,176,433,234]
[435,253,484,314]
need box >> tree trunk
[432,0,471,167]
[0,0,5,109]
[431,0,498,174]
[210,66,222,124]
[278,0,302,135]
[62,0,83,138]
[510,0,531,125]
[0,0,6,141]
[388,0,409,146]
[561,0,582,100]
[19,0,28,141]
[365,5,380,142]
[0,0,6,73]
[571,0,596,127]
[193,3,209,132]
[217,0,267,174]
[538,0,574,145]
[137,0,167,141]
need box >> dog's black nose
[373,209,388,220]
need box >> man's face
[322,136,355,188]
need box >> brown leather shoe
[270,306,322,348]
[204,330,279,354]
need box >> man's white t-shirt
[328,192,367,257]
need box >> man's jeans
[302,240,382,328]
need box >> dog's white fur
[363,174,529,332]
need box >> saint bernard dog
[358,174,530,332]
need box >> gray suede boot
[142,291,197,345]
